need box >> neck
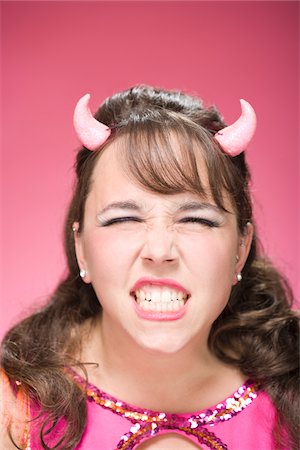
[80,315,244,412]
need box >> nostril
[142,257,176,264]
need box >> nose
[140,224,178,265]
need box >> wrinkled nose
[140,225,178,265]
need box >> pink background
[1,1,299,338]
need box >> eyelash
[100,216,220,228]
[100,216,143,227]
[178,217,220,228]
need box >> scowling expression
[74,142,252,354]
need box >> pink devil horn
[73,93,111,151]
[214,99,257,156]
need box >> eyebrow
[97,200,223,216]
[97,201,142,215]
[176,201,223,214]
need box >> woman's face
[75,142,252,354]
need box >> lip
[130,277,190,295]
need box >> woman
[0,85,298,449]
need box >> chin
[134,334,190,355]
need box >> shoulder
[0,369,15,448]
[0,369,30,449]
[0,369,14,430]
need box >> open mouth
[131,285,189,313]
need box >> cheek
[83,230,142,281]
[181,233,237,278]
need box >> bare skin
[137,433,202,449]
[0,372,26,449]
[81,316,245,413]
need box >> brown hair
[1,85,299,449]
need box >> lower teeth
[137,299,184,312]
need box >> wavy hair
[1,85,299,449]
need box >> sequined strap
[68,369,260,450]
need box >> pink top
[28,373,277,449]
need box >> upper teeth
[135,286,188,303]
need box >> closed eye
[99,216,143,227]
[178,217,220,228]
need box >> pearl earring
[236,273,242,282]
[80,269,87,278]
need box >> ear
[72,222,91,284]
[233,222,253,285]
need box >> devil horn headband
[73,94,256,156]
[73,93,111,150]
[214,99,257,156]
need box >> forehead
[87,140,234,216]
[90,137,209,194]
[90,146,136,202]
